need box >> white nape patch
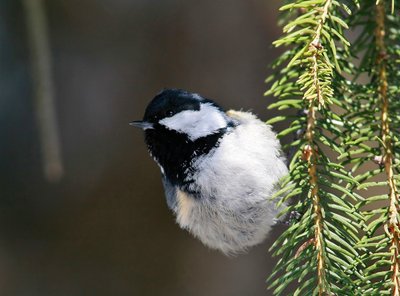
[159,103,227,140]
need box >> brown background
[1,0,286,295]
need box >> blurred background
[1,0,286,295]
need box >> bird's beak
[129,120,154,130]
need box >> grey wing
[161,175,177,212]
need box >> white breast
[173,110,288,255]
[193,110,288,199]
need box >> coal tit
[130,89,288,255]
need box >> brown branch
[305,100,327,295]
[303,1,333,294]
[375,2,400,295]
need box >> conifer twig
[305,1,333,293]
[375,2,400,294]
[266,0,359,294]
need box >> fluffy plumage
[131,89,288,255]
[180,110,288,254]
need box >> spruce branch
[266,0,361,295]
[331,0,400,293]
[268,0,400,293]
[374,1,400,294]
[304,3,334,292]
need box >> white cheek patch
[159,103,227,140]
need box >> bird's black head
[144,89,212,123]
[130,89,234,187]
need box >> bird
[130,89,288,255]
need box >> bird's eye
[166,110,174,117]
